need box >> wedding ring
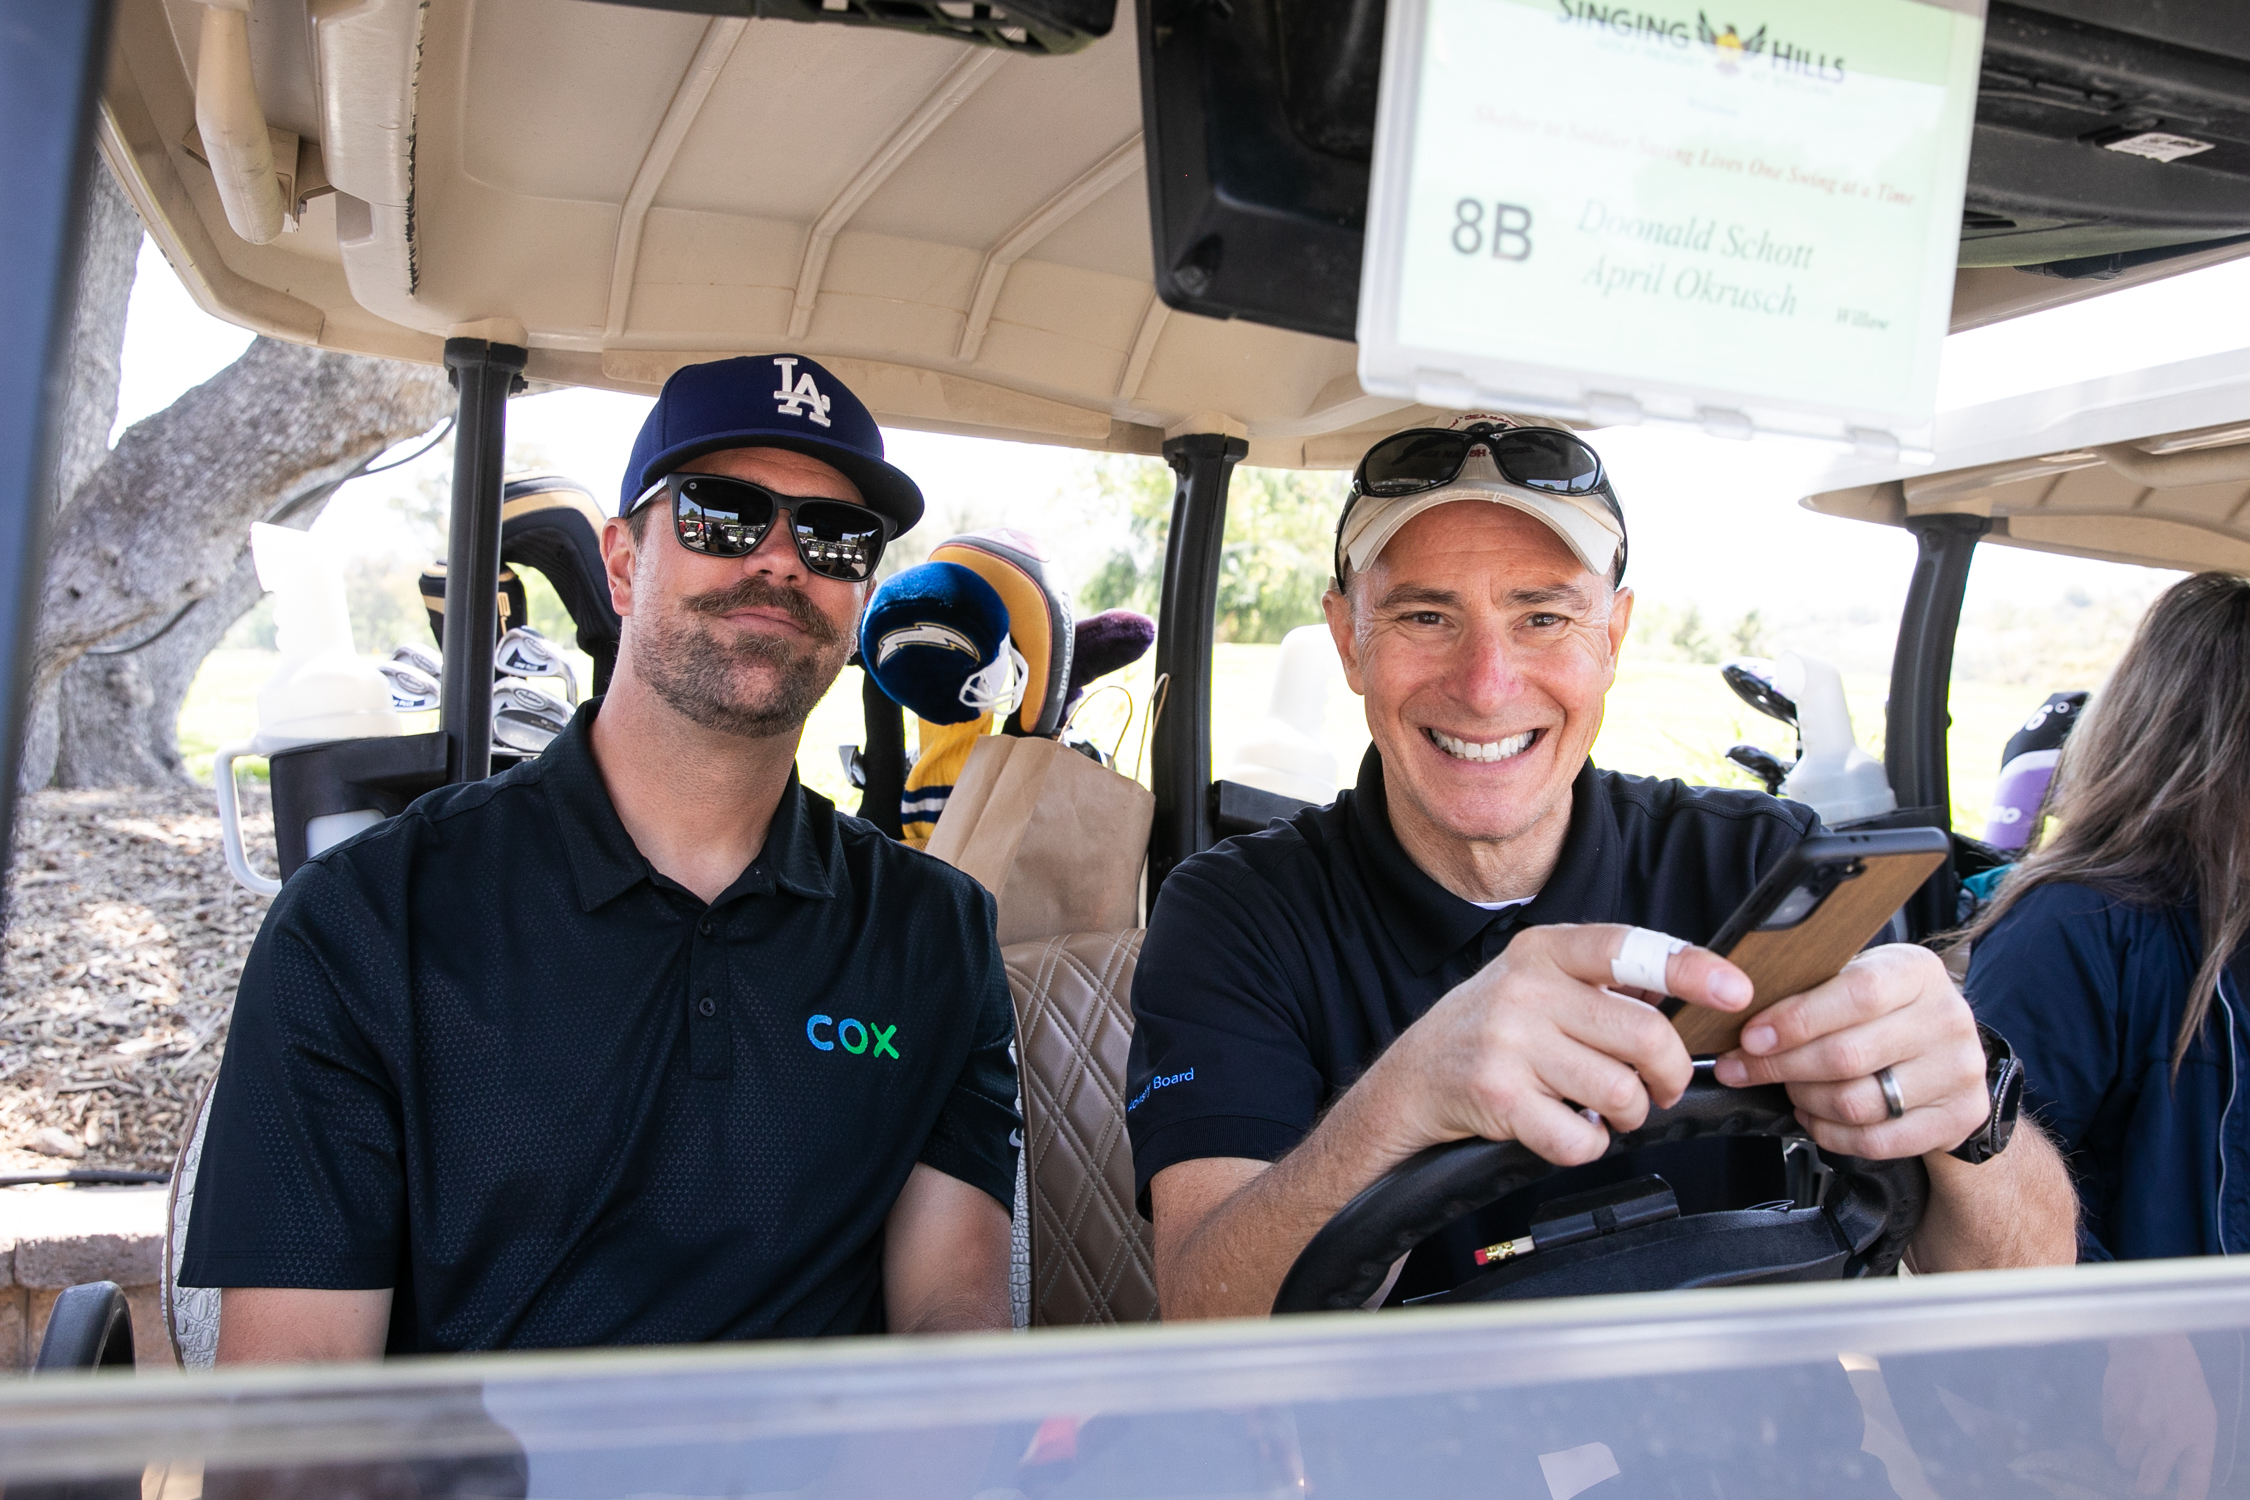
[1876,1066,1906,1120]
[1612,927,1688,994]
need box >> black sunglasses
[631,473,892,583]
[1337,423,1626,582]
[1356,422,1613,501]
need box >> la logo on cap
[771,356,833,428]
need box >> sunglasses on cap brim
[1336,422,1626,583]
[629,472,892,583]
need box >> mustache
[680,576,846,646]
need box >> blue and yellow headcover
[860,561,1012,847]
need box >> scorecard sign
[1356,0,1985,455]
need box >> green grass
[178,648,283,785]
[177,642,2050,836]
[1589,657,2039,834]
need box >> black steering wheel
[1272,1061,1927,1314]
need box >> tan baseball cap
[1336,416,1626,583]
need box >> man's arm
[216,1288,391,1363]
[1909,1124,2074,1270]
[184,884,415,1355]
[1150,1094,1430,1320]
[1152,924,1755,1320]
[883,1162,1011,1334]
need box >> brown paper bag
[925,735,1154,946]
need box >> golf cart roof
[100,0,1451,469]
[1804,416,2250,574]
[98,1,2250,469]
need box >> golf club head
[1720,657,1799,727]
[496,627,580,705]
[492,677,572,755]
[1725,742,1793,796]
[389,641,443,680]
[377,659,441,713]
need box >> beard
[631,574,852,739]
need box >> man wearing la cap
[1126,415,2076,1317]
[185,355,1019,1358]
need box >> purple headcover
[1065,610,1156,712]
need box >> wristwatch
[1949,1023,2024,1164]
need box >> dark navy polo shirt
[182,702,1016,1352]
[1127,747,1816,1295]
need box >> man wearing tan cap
[1125,416,2075,1317]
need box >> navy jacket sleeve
[1967,885,2125,1149]
[1125,852,1329,1210]
[180,862,407,1289]
[1966,882,2134,1262]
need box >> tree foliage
[1630,601,1768,665]
[1077,456,1346,644]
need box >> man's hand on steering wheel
[1711,944,1989,1162]
[1360,923,1752,1171]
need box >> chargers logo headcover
[771,356,833,428]
[876,621,980,666]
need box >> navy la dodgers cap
[621,354,925,533]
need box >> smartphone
[1667,828,1951,1055]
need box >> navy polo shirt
[1965,882,2250,1260]
[1127,747,1817,1296]
[182,703,1016,1352]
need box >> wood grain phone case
[1671,831,1950,1055]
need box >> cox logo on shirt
[806,1014,900,1059]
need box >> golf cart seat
[161,1081,221,1368]
[1001,929,1158,1325]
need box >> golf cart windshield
[11,1259,2250,1498]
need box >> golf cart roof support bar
[0,0,114,857]
[855,671,907,839]
[440,338,528,784]
[1883,513,1990,822]
[1148,432,1245,895]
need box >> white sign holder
[1356,0,1987,460]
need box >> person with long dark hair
[1955,573,2250,1500]
[1960,570,2250,1262]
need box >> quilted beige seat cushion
[1002,929,1157,1326]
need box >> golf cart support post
[1886,513,1990,824]
[1878,513,1990,939]
[440,338,529,785]
[1149,432,1246,893]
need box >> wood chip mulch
[0,786,273,1176]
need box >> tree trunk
[52,543,267,788]
[31,339,453,787]
[19,165,145,790]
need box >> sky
[112,233,2229,644]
